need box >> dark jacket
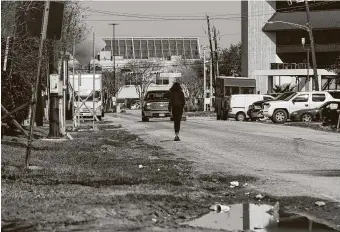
[168,90,185,111]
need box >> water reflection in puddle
[184,203,337,232]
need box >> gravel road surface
[110,111,340,202]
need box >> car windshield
[275,92,297,101]
[145,91,169,100]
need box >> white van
[228,94,274,121]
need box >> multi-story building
[95,37,200,102]
[242,0,340,94]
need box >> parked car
[263,91,335,124]
[290,100,340,122]
[130,101,141,110]
[227,94,274,121]
[247,92,296,120]
[321,102,340,127]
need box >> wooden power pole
[26,0,50,168]
[206,15,215,90]
[213,26,219,77]
[304,0,319,91]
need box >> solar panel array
[102,37,200,60]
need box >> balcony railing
[270,63,332,70]
[270,63,310,69]
[277,43,340,53]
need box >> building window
[241,87,255,94]
[224,86,231,96]
[156,75,169,85]
[231,87,240,95]
[312,94,326,102]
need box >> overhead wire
[85,1,333,21]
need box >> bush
[1,72,31,125]
[1,37,48,125]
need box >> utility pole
[206,15,215,90]
[109,23,118,112]
[203,47,206,111]
[62,58,68,133]
[72,38,76,130]
[92,32,96,130]
[209,60,213,111]
[213,26,219,77]
[26,0,50,168]
[302,37,311,91]
[109,24,118,94]
[304,0,319,91]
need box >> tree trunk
[35,84,44,126]
[48,96,61,138]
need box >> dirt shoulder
[1,121,340,231]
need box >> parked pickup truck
[142,90,171,122]
[141,90,187,122]
[263,91,334,124]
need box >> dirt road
[113,110,340,202]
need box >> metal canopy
[263,10,340,32]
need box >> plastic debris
[243,183,248,187]
[245,192,250,196]
[230,181,239,187]
[213,204,231,213]
[136,138,139,142]
[157,168,160,171]
[27,166,43,171]
[255,193,265,200]
[315,201,326,207]
[267,202,280,214]
[138,164,144,169]
[152,218,157,223]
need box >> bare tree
[102,70,125,112]
[55,1,89,71]
[327,56,340,88]
[124,60,161,105]
[176,60,204,111]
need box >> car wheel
[273,109,287,124]
[301,113,312,123]
[142,117,149,122]
[235,112,246,121]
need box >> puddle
[183,203,337,232]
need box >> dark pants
[172,106,183,133]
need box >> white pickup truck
[263,91,334,124]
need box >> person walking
[168,82,185,141]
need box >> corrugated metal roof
[263,10,340,31]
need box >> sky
[81,1,242,50]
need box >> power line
[104,33,240,38]
[85,1,332,21]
